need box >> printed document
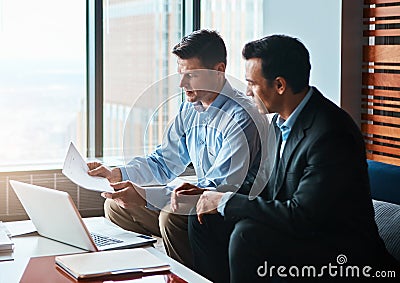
[62,142,114,193]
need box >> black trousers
[188,214,234,283]
[189,215,399,283]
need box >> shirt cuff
[217,192,233,216]
[145,186,173,211]
[119,166,129,181]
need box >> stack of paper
[0,222,14,259]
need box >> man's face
[177,57,220,104]
[245,58,277,114]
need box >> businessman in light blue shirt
[87,30,263,268]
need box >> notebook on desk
[9,180,156,252]
[20,254,186,283]
[55,248,170,279]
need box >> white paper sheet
[62,142,114,193]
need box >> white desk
[0,219,211,283]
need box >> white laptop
[9,180,156,252]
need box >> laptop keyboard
[90,232,123,247]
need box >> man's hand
[101,181,146,211]
[171,183,207,212]
[196,191,224,224]
[87,162,122,183]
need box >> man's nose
[179,74,187,88]
[246,86,253,97]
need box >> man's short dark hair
[172,29,227,69]
[242,35,311,94]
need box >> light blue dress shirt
[217,87,313,216]
[276,87,313,156]
[119,81,262,210]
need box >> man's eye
[181,73,193,79]
[187,72,200,78]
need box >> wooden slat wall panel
[362,123,400,138]
[362,0,400,166]
[364,19,400,25]
[364,6,400,18]
[362,89,400,99]
[366,143,400,156]
[362,104,400,112]
[363,65,400,71]
[362,98,400,106]
[367,153,400,165]
[364,29,400,37]
[362,113,400,125]
[362,73,400,88]
[365,0,400,4]
[363,45,400,63]
[364,136,400,147]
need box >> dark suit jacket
[224,87,385,251]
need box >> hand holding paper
[101,181,147,209]
[62,143,114,193]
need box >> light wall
[262,0,342,105]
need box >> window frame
[87,0,200,160]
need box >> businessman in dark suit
[182,35,398,282]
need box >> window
[103,0,183,159]
[200,0,264,81]
[0,0,86,168]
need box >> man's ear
[275,77,286,95]
[214,62,226,73]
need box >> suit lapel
[273,128,305,198]
[262,115,281,199]
[272,88,321,199]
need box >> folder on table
[55,248,170,279]
[20,254,186,283]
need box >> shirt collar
[276,87,313,133]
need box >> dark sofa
[368,160,400,262]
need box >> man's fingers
[110,181,132,191]
[87,162,102,170]
[176,188,204,196]
[196,194,208,224]
[101,192,111,199]
[172,183,198,211]
[102,188,128,200]
[170,191,179,212]
[175,182,199,191]
[101,191,125,200]
[196,197,205,220]
[88,166,106,177]
[197,213,204,224]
